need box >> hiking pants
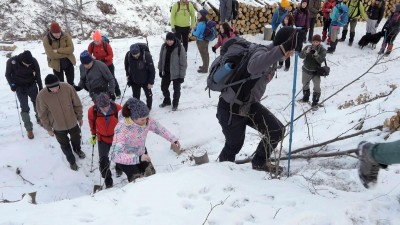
[16,83,39,130]
[196,40,209,70]
[53,60,75,86]
[161,72,181,107]
[278,57,290,69]
[216,99,285,164]
[308,17,317,42]
[323,18,332,33]
[343,18,358,33]
[131,83,153,110]
[369,140,400,165]
[366,19,378,34]
[302,70,321,93]
[330,25,340,42]
[54,125,81,165]
[175,26,191,52]
[108,64,121,97]
[98,140,112,179]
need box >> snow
[1,21,400,224]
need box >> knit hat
[80,50,93,64]
[281,0,290,8]
[126,97,149,120]
[301,0,307,3]
[199,9,208,18]
[19,51,33,64]
[130,44,141,55]
[93,30,102,42]
[50,22,61,33]
[273,26,295,46]
[312,34,322,42]
[166,32,175,40]
[45,74,60,88]
[95,93,110,108]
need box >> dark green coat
[299,44,327,73]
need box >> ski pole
[90,144,95,173]
[120,84,128,105]
[14,93,24,137]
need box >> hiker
[366,0,385,37]
[78,50,116,101]
[378,3,400,55]
[299,34,327,109]
[42,22,78,88]
[5,51,43,139]
[111,97,181,182]
[125,44,155,110]
[192,9,210,73]
[293,0,310,53]
[327,0,347,54]
[88,30,121,99]
[212,22,236,54]
[271,0,290,40]
[158,32,187,111]
[88,93,122,188]
[276,14,295,71]
[321,0,336,43]
[357,140,400,188]
[170,0,196,52]
[216,27,302,173]
[36,74,85,171]
[338,0,368,46]
[308,0,321,42]
[219,0,233,24]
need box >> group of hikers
[4,0,400,189]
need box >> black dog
[358,31,384,49]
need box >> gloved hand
[90,135,96,145]
[127,77,133,87]
[110,93,116,101]
[212,46,216,53]
[159,71,163,78]
[306,47,311,54]
[73,85,82,92]
[172,28,176,33]
[10,83,16,92]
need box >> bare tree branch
[202,196,230,225]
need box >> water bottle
[213,63,233,83]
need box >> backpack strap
[90,41,109,55]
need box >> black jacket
[367,2,385,24]
[5,55,43,89]
[124,50,155,85]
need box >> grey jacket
[308,0,321,18]
[219,0,233,23]
[78,60,115,97]
[158,41,187,80]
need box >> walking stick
[14,93,24,137]
[120,84,128,105]
[90,144,95,173]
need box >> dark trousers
[98,140,112,179]
[131,83,153,110]
[216,100,285,165]
[107,64,121,96]
[16,83,38,114]
[53,63,75,86]
[278,57,290,69]
[53,125,81,165]
[175,26,191,52]
[161,72,181,106]
[308,17,317,42]
[323,18,332,33]
[116,161,149,182]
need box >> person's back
[170,0,196,52]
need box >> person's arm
[57,34,74,55]
[299,45,309,59]
[42,35,67,59]
[70,85,83,121]
[271,10,278,31]
[99,62,115,94]
[124,52,130,76]
[36,94,51,131]
[146,52,156,85]
[33,58,43,90]
[87,43,94,55]
[78,65,87,91]
[377,3,385,24]
[170,3,177,29]
[359,3,368,20]
[313,46,327,64]
[179,47,188,78]
[104,43,114,63]
[225,0,233,22]
[247,44,285,76]
[148,118,178,143]
[214,35,222,49]
[5,58,15,88]
[158,45,164,74]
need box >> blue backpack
[204,20,217,41]
[337,4,349,27]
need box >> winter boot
[322,31,327,42]
[70,162,78,171]
[159,98,171,108]
[172,105,178,111]
[302,89,310,102]
[115,165,123,178]
[378,43,387,55]
[284,67,289,72]
[357,141,380,188]
[311,92,321,108]
[105,177,113,189]
[74,149,86,159]
[27,130,34,139]
[277,64,283,69]
[338,30,348,42]
[252,161,283,175]
[327,40,338,54]
[385,44,393,56]
[348,32,355,46]
[20,111,33,134]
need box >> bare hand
[283,50,294,60]
[306,47,311,53]
[313,50,318,57]
[141,154,151,162]
[48,130,54,136]
[78,120,83,127]
[147,84,153,89]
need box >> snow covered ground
[0,22,400,224]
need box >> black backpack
[232,0,239,20]
[90,35,110,55]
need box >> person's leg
[64,62,75,86]
[160,73,172,106]
[349,19,358,45]
[53,69,64,82]
[116,163,141,182]
[172,79,182,108]
[131,83,142,100]
[181,26,191,52]
[339,23,349,41]
[284,57,290,69]
[322,18,328,41]
[98,141,113,187]
[308,17,316,42]
[69,125,85,159]
[27,84,40,123]
[197,41,209,72]
[54,129,77,166]
[16,87,33,133]
[108,64,121,97]
[142,85,153,110]
[369,140,400,165]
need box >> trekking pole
[90,144,95,173]
[120,84,128,105]
[195,51,198,64]
[14,93,24,137]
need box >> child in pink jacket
[212,22,236,53]
[111,97,181,182]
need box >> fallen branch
[271,149,358,161]
[16,168,35,186]
[202,196,230,225]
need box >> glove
[177,78,184,83]
[212,46,216,53]
[10,83,16,92]
[172,28,176,33]
[90,135,96,145]
[159,71,163,78]
[127,77,133,87]
[110,93,116,101]
[73,85,82,92]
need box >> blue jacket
[330,3,346,26]
[271,8,288,31]
[192,21,207,41]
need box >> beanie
[45,74,60,88]
[312,34,322,42]
[93,30,102,42]
[80,50,93,64]
[126,97,150,120]
[50,22,61,33]
[199,9,208,18]
[95,93,110,108]
[281,0,290,8]
[19,51,33,64]
[273,26,295,46]
[166,32,175,41]
[130,44,141,55]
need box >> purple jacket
[293,8,310,29]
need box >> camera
[310,49,316,54]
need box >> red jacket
[322,0,336,19]
[87,41,114,66]
[213,28,236,49]
[88,103,122,144]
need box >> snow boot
[357,141,380,188]
[348,32,355,46]
[159,98,171,108]
[385,44,393,56]
[27,130,34,139]
[327,40,337,54]
[327,35,332,45]
[105,177,113,189]
[338,30,347,42]
[277,64,283,69]
[20,112,33,134]
[302,89,310,102]
[144,162,156,177]
[322,31,327,42]
[311,92,321,108]
[70,162,78,171]
[74,149,86,159]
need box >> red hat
[93,30,102,41]
[50,22,61,33]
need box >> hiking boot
[326,47,335,54]
[70,163,78,171]
[144,162,156,177]
[105,177,113,189]
[302,89,310,102]
[357,141,380,188]
[252,162,283,175]
[277,64,283,69]
[284,67,289,72]
[378,48,385,55]
[348,42,353,46]
[172,105,178,111]
[159,102,171,108]
[27,130,34,139]
[75,149,86,159]
[197,68,208,73]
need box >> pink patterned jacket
[111,116,178,165]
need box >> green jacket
[347,0,368,20]
[170,1,196,29]
[299,44,327,72]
